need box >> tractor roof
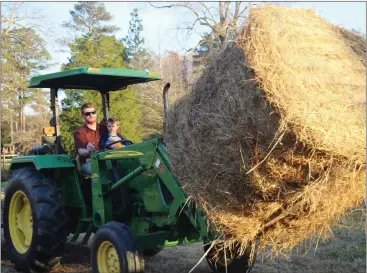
[28,67,161,92]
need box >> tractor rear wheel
[204,242,255,273]
[91,221,144,273]
[3,167,68,272]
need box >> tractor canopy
[28,67,161,92]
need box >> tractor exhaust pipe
[163,83,170,135]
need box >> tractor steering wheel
[104,140,125,150]
[103,139,134,150]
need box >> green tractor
[3,67,255,273]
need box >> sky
[19,1,209,74]
[17,1,366,75]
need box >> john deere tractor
[3,67,255,273]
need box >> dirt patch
[1,210,365,273]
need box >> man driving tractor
[74,103,107,174]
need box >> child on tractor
[100,117,125,149]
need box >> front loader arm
[154,142,211,242]
[89,138,211,242]
[90,139,157,227]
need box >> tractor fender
[9,154,76,171]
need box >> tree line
[1,1,251,155]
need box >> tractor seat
[30,144,54,155]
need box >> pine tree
[123,8,145,62]
[62,1,119,38]
[60,2,143,155]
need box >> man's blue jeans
[81,159,92,175]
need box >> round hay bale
[165,5,366,255]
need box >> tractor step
[70,218,94,245]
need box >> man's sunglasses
[83,110,96,116]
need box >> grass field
[1,207,365,273]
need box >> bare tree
[128,50,190,139]
[1,2,52,40]
[1,2,51,148]
[149,2,256,48]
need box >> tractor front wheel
[204,242,256,273]
[91,221,144,273]
[3,167,68,272]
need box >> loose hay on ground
[165,5,366,257]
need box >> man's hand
[78,148,91,157]
[78,143,96,158]
[86,143,96,152]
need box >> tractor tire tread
[91,221,144,273]
[104,221,140,251]
[3,167,68,273]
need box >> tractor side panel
[60,168,86,208]
[60,168,88,233]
